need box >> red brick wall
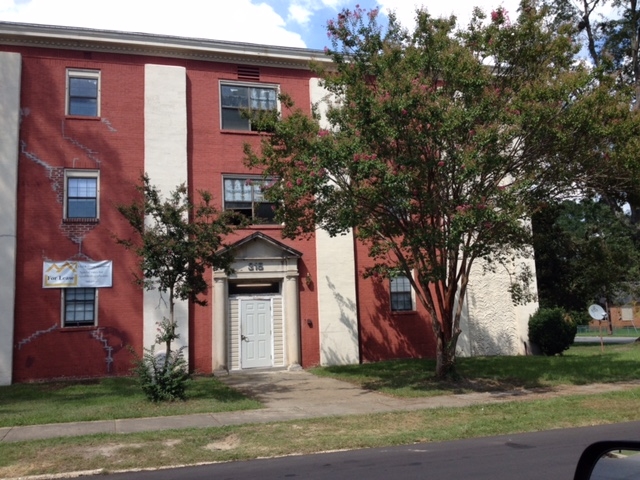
[354,240,437,362]
[7,44,322,381]
[11,48,147,381]
[185,61,319,370]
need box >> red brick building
[0,22,536,384]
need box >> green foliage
[540,0,640,223]
[131,318,190,402]
[117,174,240,400]
[529,307,578,355]
[0,376,261,428]
[245,4,638,377]
[533,200,640,315]
[117,174,240,305]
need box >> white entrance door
[240,299,272,369]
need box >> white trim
[0,22,331,70]
[63,169,100,219]
[61,288,99,327]
[66,68,101,117]
[390,273,415,312]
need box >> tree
[117,174,239,399]
[245,3,640,378]
[541,0,640,221]
[533,199,640,319]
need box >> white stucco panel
[458,255,538,357]
[0,52,21,386]
[316,228,359,366]
[143,64,189,355]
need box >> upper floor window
[390,275,414,311]
[64,170,100,220]
[220,82,278,131]
[63,287,97,327]
[67,69,100,117]
[224,176,276,224]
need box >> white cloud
[319,0,347,9]
[287,0,350,26]
[0,0,619,51]
[0,0,307,47]
[288,3,313,25]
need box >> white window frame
[223,175,277,224]
[219,81,279,131]
[62,287,98,327]
[64,169,100,220]
[390,274,415,312]
[66,69,101,117]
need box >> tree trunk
[434,330,456,378]
[163,288,175,374]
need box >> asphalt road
[106,421,640,480]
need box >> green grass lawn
[1,343,639,427]
[0,375,261,427]
[310,343,640,397]
[576,328,640,337]
[2,344,640,478]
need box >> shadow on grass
[0,375,261,427]
[313,343,640,396]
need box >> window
[220,82,277,131]
[63,288,97,327]
[390,275,413,311]
[224,176,276,223]
[64,170,99,220]
[67,69,100,117]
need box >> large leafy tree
[245,3,639,378]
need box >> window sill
[220,129,273,136]
[244,224,283,230]
[61,325,97,331]
[63,217,100,224]
[65,115,101,121]
[391,310,418,316]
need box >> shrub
[131,318,190,402]
[528,307,577,356]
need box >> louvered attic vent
[237,65,260,81]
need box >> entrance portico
[212,232,302,372]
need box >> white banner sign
[43,261,113,288]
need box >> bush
[132,345,189,402]
[528,307,577,356]
[131,318,190,402]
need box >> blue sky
[0,0,524,50]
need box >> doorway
[240,298,273,368]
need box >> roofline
[0,21,330,70]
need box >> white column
[143,64,189,355]
[212,276,228,371]
[0,52,22,386]
[284,273,301,367]
[311,78,360,366]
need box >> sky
[0,0,524,50]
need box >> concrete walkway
[1,370,639,443]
